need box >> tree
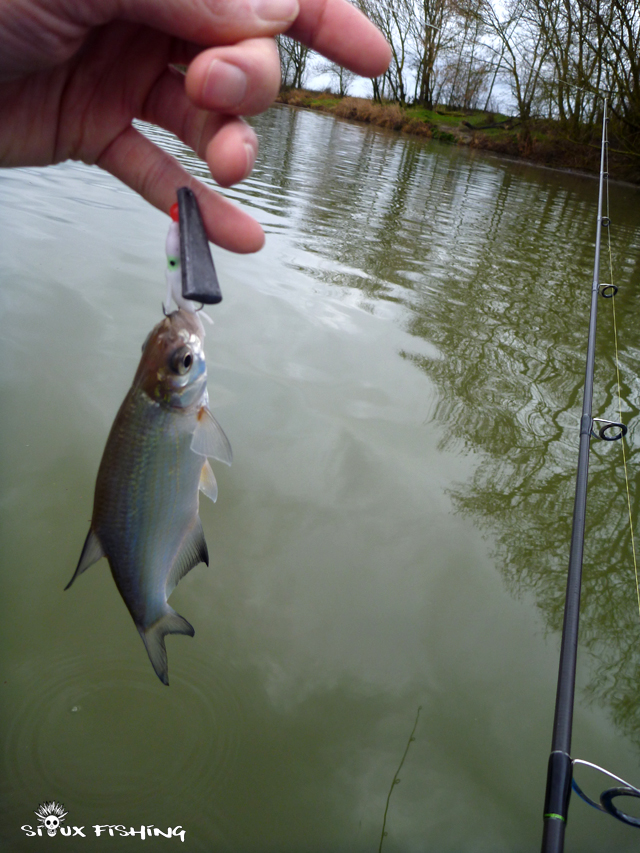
[277,35,310,90]
[410,0,451,107]
[357,0,413,104]
[582,0,640,153]
[480,0,550,144]
[437,0,492,110]
[531,0,604,135]
[316,61,356,97]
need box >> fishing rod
[540,98,639,853]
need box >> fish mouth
[135,309,207,409]
[161,309,205,349]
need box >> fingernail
[202,60,247,109]
[242,143,256,180]
[254,0,299,24]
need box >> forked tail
[138,609,194,686]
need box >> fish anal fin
[166,517,209,597]
[64,528,105,591]
[199,459,218,503]
[191,406,232,465]
[139,610,194,686]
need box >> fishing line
[601,132,640,619]
[186,106,208,194]
[169,62,208,195]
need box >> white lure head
[164,219,211,323]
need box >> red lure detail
[169,202,179,222]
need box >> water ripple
[3,647,244,812]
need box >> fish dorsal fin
[199,459,218,503]
[64,528,105,590]
[139,609,194,686]
[191,406,233,465]
[166,517,209,597]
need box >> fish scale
[96,396,197,622]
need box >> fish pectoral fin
[191,406,233,465]
[199,459,218,503]
[166,517,209,597]
[139,610,194,686]
[64,528,105,590]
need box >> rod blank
[540,99,609,853]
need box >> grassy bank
[277,89,640,184]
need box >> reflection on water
[249,107,640,744]
[247,106,640,742]
[1,105,640,852]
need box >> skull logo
[44,815,60,836]
[35,802,67,837]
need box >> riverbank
[276,89,640,184]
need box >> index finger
[288,0,391,78]
[116,0,390,78]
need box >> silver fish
[66,309,232,684]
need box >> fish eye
[170,346,193,375]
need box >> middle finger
[142,64,259,183]
[185,37,281,116]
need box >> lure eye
[170,346,193,375]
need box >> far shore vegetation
[275,0,639,184]
[276,88,640,183]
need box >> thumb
[0,0,300,77]
[115,0,300,44]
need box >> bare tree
[335,0,638,156]
[357,0,414,104]
[531,0,604,135]
[410,0,452,107]
[277,35,311,89]
[582,0,640,152]
[480,0,550,139]
[316,60,356,97]
[439,0,492,109]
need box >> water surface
[1,104,640,851]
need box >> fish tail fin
[138,610,194,686]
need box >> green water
[1,104,640,851]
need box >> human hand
[0,0,390,252]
